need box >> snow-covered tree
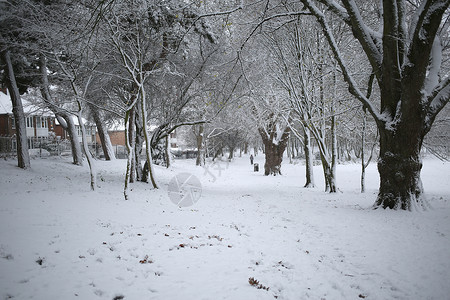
[296,0,450,210]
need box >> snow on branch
[340,0,382,77]
[407,0,449,76]
[300,0,384,125]
[424,77,450,133]
[424,37,443,96]
[317,0,350,23]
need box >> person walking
[250,154,254,165]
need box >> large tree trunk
[258,127,290,176]
[300,0,449,210]
[3,50,30,169]
[375,124,425,210]
[90,105,115,160]
[304,127,315,188]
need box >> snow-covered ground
[0,155,449,300]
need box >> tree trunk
[319,152,337,193]
[140,85,158,188]
[128,106,136,183]
[361,111,367,193]
[90,105,115,160]
[375,127,425,210]
[165,135,171,168]
[195,124,204,166]
[64,114,83,165]
[304,127,315,188]
[76,111,96,191]
[287,138,293,164]
[258,127,290,176]
[330,64,338,192]
[134,105,143,181]
[124,109,134,200]
[228,147,234,161]
[3,50,30,169]
[38,54,82,165]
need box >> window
[41,117,48,128]
[26,116,33,128]
[36,117,42,128]
[11,116,15,129]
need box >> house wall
[98,130,125,146]
[0,115,11,136]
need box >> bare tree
[1,50,31,169]
[298,0,450,210]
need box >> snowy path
[0,156,449,299]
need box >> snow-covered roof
[54,115,93,127]
[0,91,53,117]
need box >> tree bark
[76,111,96,191]
[90,105,115,160]
[165,135,171,168]
[134,106,143,182]
[128,106,137,183]
[124,108,134,200]
[195,124,204,166]
[375,118,425,210]
[38,54,82,165]
[3,50,30,169]
[299,0,449,209]
[304,127,315,188]
[258,126,290,176]
[64,115,83,165]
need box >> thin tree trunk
[304,127,315,188]
[90,105,115,160]
[38,54,82,165]
[195,124,204,166]
[128,106,136,183]
[3,50,30,169]
[165,135,171,168]
[287,138,293,164]
[64,115,83,165]
[330,63,338,192]
[140,85,158,189]
[134,106,143,181]
[361,111,367,193]
[228,147,234,161]
[124,109,134,200]
[76,111,96,191]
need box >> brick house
[0,91,55,151]
[0,91,96,153]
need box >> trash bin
[254,163,259,172]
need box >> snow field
[0,155,449,299]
